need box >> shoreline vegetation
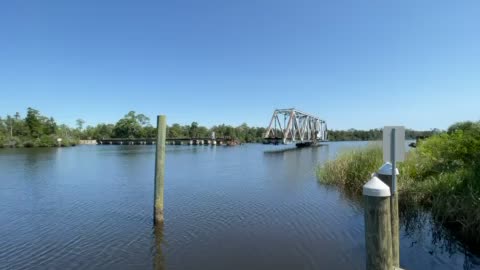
[317,121,480,245]
[1,108,434,148]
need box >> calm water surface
[0,142,478,270]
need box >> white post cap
[377,162,399,176]
[363,176,391,197]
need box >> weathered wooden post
[154,115,167,224]
[377,163,400,267]
[364,175,393,270]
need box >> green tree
[113,111,149,138]
[136,114,150,126]
[189,122,199,138]
[43,117,57,135]
[168,123,184,138]
[25,107,42,138]
[76,119,85,130]
[447,121,476,134]
[5,115,14,138]
[95,123,115,139]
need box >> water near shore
[0,143,478,270]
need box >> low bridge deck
[97,138,233,145]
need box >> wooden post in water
[154,115,167,224]
[377,163,400,267]
[364,175,393,270]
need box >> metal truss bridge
[264,108,328,146]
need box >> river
[0,142,478,269]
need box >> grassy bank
[317,121,480,244]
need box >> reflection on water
[400,208,480,270]
[153,224,165,270]
[0,143,478,270]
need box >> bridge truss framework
[264,108,328,145]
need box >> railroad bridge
[264,108,328,147]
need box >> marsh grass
[316,144,383,193]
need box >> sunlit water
[0,142,478,270]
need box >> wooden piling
[364,176,393,270]
[154,115,167,224]
[378,164,400,267]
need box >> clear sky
[1,0,479,130]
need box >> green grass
[317,121,480,244]
[316,144,383,194]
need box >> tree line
[0,108,436,148]
[0,108,79,147]
[0,108,268,147]
[328,128,435,141]
[79,111,267,143]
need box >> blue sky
[1,0,479,130]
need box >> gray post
[377,163,400,267]
[154,115,167,224]
[363,176,393,270]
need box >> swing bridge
[264,108,328,147]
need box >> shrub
[60,137,79,147]
[0,136,22,147]
[37,135,57,147]
[414,131,480,178]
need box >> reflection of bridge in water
[97,137,233,146]
[264,108,328,147]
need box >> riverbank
[317,121,480,245]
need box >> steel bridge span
[264,108,327,147]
